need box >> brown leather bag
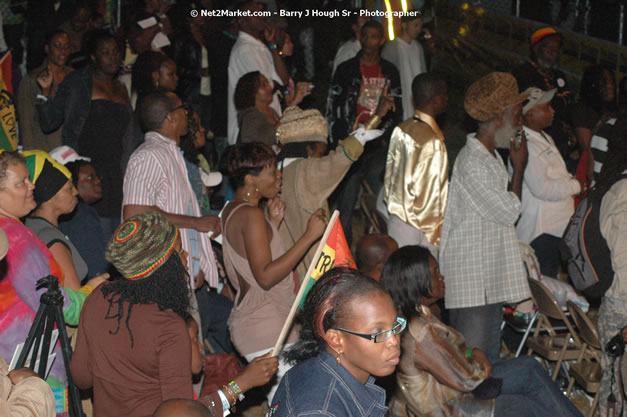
[199,353,242,398]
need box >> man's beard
[536,56,558,71]
[494,122,518,149]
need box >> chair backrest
[567,300,601,350]
[528,278,565,319]
[528,278,581,345]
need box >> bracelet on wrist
[217,389,231,411]
[222,384,237,406]
[229,380,245,401]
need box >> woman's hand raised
[36,66,53,96]
[234,351,279,393]
[268,198,285,228]
[304,209,327,243]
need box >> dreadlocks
[592,117,627,199]
[102,253,190,347]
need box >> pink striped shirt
[122,131,218,287]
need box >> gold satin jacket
[389,306,494,417]
[383,111,449,246]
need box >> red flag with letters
[299,217,356,309]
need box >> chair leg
[587,392,599,417]
[566,377,576,397]
[551,358,562,381]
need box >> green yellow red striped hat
[106,211,180,280]
[530,27,562,48]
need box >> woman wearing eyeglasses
[270,267,404,417]
[380,245,583,417]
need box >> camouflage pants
[598,296,627,417]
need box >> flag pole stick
[271,210,340,357]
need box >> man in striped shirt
[122,91,219,290]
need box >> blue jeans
[493,356,583,417]
[335,146,386,246]
[450,303,503,362]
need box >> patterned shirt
[440,134,529,309]
[122,131,218,287]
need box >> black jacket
[325,53,403,147]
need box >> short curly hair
[0,151,25,190]
[225,142,276,190]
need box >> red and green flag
[0,52,17,151]
[299,216,356,309]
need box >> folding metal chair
[566,300,601,417]
[526,278,583,380]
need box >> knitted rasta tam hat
[22,149,72,205]
[106,211,180,280]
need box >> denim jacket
[270,351,388,417]
[36,67,142,172]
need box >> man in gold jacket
[383,73,449,256]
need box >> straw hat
[276,106,328,145]
[464,72,529,122]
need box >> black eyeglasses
[335,317,406,343]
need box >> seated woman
[58,154,110,278]
[71,212,194,417]
[24,150,108,290]
[0,150,105,416]
[271,268,404,417]
[221,143,325,402]
[380,245,583,417]
[180,110,220,216]
[234,72,280,147]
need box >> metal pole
[584,0,590,35]
[516,0,520,17]
[117,0,122,31]
[620,4,624,45]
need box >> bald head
[356,234,399,281]
[152,399,209,417]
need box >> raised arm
[241,206,325,290]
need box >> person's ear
[494,110,506,128]
[305,144,314,158]
[243,173,256,188]
[151,71,160,88]
[44,44,50,55]
[325,328,345,353]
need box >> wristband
[229,380,245,401]
[217,389,231,411]
[467,347,473,359]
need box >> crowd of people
[0,1,626,417]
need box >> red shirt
[356,62,386,124]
